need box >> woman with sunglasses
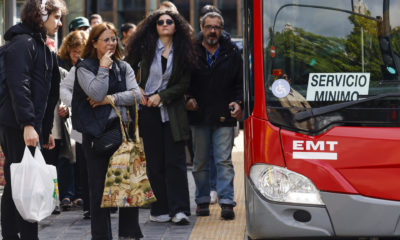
[126,10,196,225]
[71,22,143,240]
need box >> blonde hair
[58,30,88,61]
[159,1,178,13]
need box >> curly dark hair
[125,10,196,71]
[20,0,67,33]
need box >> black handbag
[91,118,122,155]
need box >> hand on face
[100,50,114,68]
[94,29,117,65]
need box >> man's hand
[146,94,161,107]
[58,105,69,118]
[88,95,115,108]
[24,125,39,147]
[185,98,198,111]
[229,102,242,121]
[42,135,55,150]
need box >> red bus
[243,0,400,239]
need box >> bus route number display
[306,73,370,101]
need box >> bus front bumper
[245,177,400,239]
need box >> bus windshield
[263,0,400,133]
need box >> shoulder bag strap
[107,91,138,143]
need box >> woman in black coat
[125,10,196,225]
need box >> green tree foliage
[266,10,400,85]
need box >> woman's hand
[146,94,161,107]
[100,50,113,68]
[42,135,55,150]
[24,125,39,147]
[185,98,198,111]
[139,87,147,105]
[57,105,69,118]
[88,95,115,108]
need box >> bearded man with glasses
[186,11,243,220]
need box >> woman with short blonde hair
[58,30,88,70]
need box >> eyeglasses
[157,19,174,26]
[204,25,223,31]
[98,36,117,43]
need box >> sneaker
[172,212,190,225]
[52,206,60,215]
[73,198,84,208]
[83,211,91,220]
[221,204,235,220]
[60,198,71,211]
[210,191,218,204]
[196,203,210,216]
[149,214,171,223]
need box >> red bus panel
[281,127,400,200]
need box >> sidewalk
[0,170,198,240]
[38,170,198,240]
[0,132,245,239]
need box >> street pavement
[0,169,198,240]
[50,168,197,240]
[0,132,245,239]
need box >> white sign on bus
[306,73,370,101]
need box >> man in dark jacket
[0,0,66,239]
[186,12,243,220]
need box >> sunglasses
[157,19,174,26]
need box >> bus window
[263,0,400,134]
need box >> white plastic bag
[10,147,57,222]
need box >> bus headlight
[250,164,325,205]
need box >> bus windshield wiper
[295,92,400,121]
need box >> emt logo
[292,140,338,160]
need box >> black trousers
[0,126,38,240]
[82,135,143,240]
[76,142,90,212]
[42,139,75,200]
[139,107,190,217]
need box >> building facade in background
[0,0,25,45]
[1,0,242,45]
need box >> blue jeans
[191,125,236,206]
[209,146,216,191]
